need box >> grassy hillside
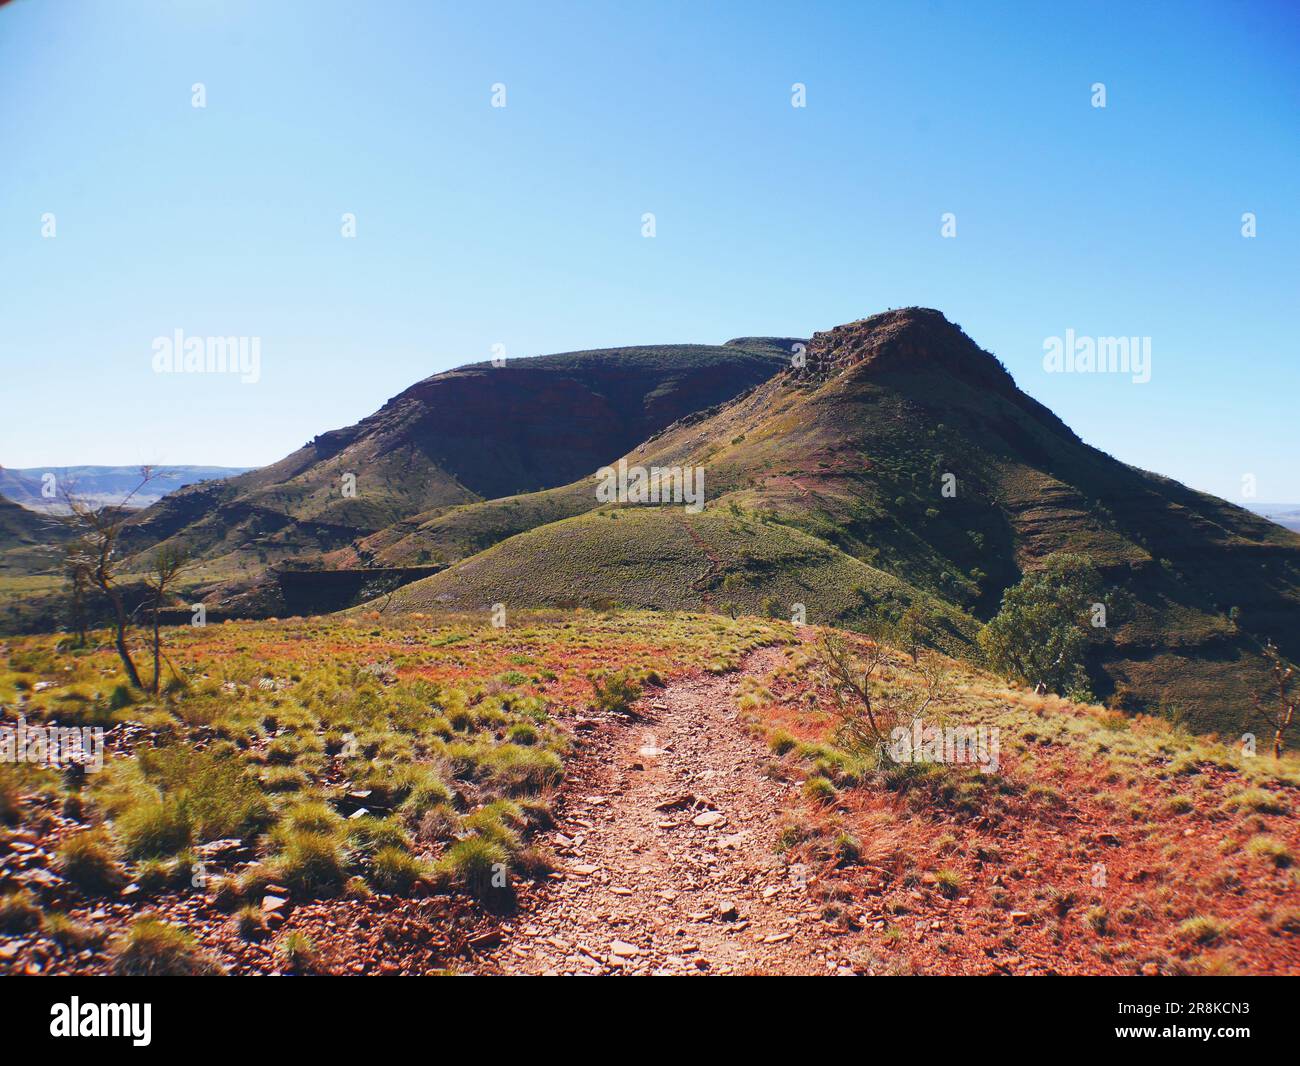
[374,506,979,652]
[741,631,1300,975]
[1,611,1295,975]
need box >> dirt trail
[465,647,851,975]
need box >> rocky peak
[797,307,1015,394]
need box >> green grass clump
[108,918,225,976]
[1227,789,1288,816]
[0,771,21,824]
[56,829,126,894]
[1177,915,1228,946]
[1244,835,1293,867]
[280,800,343,837]
[935,868,963,898]
[0,889,42,934]
[368,847,427,894]
[399,769,454,820]
[234,905,269,940]
[118,797,194,859]
[279,930,320,973]
[768,730,797,756]
[41,912,99,949]
[482,745,562,795]
[463,801,525,856]
[437,836,509,899]
[346,816,411,857]
[803,776,838,805]
[273,832,348,897]
[833,832,861,864]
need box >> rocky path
[465,647,851,975]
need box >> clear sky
[2,0,1297,502]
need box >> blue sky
[2,0,1297,501]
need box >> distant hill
[376,309,1300,735]
[113,339,799,602]
[0,495,72,581]
[0,465,250,514]
[1247,503,1300,534]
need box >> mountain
[0,465,249,513]
[118,339,799,603]
[376,309,1300,734]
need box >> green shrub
[978,554,1103,696]
[589,670,641,715]
[108,918,225,976]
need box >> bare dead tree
[814,631,949,763]
[143,544,192,694]
[1254,640,1297,759]
[63,467,157,689]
